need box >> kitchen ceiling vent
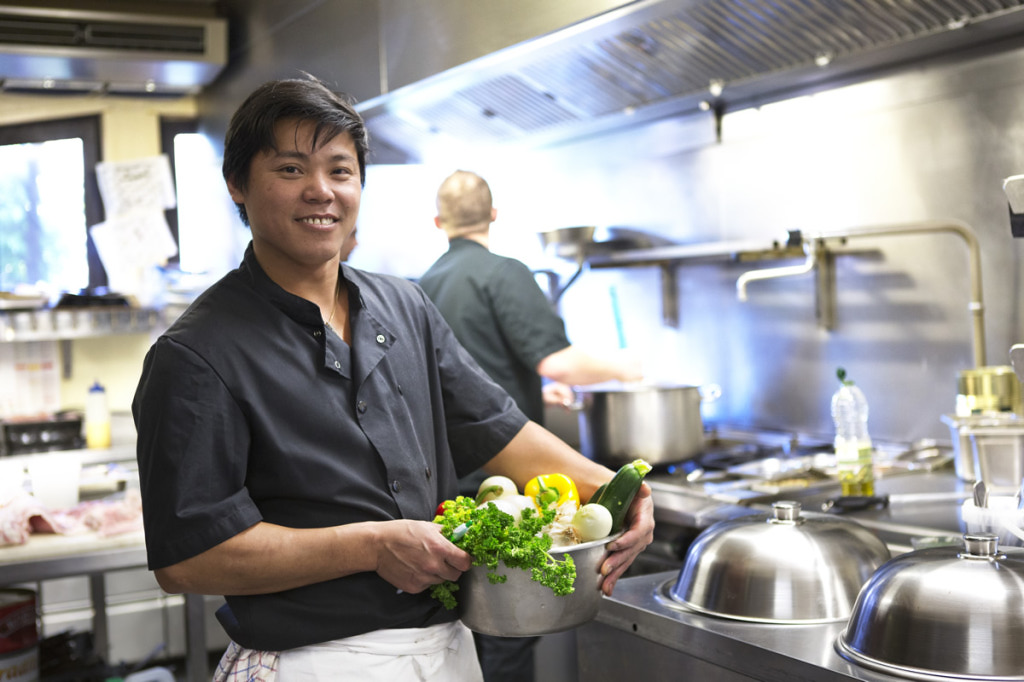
[0,4,227,95]
[359,0,1024,161]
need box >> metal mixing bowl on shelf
[458,532,619,637]
[659,500,891,623]
[837,533,1024,680]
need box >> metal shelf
[576,220,985,368]
[0,307,164,343]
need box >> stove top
[647,426,954,505]
[632,425,964,579]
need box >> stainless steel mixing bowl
[458,533,618,637]
[664,500,891,623]
[837,533,1024,680]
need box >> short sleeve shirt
[132,243,527,651]
[419,239,571,423]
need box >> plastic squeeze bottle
[85,380,111,449]
[831,367,875,497]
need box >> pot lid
[662,500,891,623]
[837,533,1024,680]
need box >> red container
[0,589,38,682]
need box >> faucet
[736,239,818,302]
[735,220,986,367]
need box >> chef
[132,74,654,681]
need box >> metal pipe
[736,240,817,302]
[814,220,986,368]
[734,220,986,367]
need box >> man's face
[228,118,361,274]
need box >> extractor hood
[358,0,1024,162]
[0,2,227,95]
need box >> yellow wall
[0,92,199,413]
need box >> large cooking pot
[575,383,720,466]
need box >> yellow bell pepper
[525,473,580,510]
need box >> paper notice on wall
[89,210,179,303]
[96,155,177,217]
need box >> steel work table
[0,531,209,681]
[579,570,909,681]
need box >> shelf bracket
[814,241,837,330]
[660,265,679,327]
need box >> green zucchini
[589,458,652,533]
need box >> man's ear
[226,176,245,203]
[434,216,443,230]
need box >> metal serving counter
[0,526,209,680]
[583,452,983,681]
[578,570,903,682]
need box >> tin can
[0,589,38,682]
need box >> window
[160,117,198,262]
[0,116,105,293]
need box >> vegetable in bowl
[431,495,575,610]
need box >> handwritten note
[89,211,179,303]
[96,155,177,217]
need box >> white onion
[476,475,518,503]
[572,503,613,542]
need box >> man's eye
[280,165,301,174]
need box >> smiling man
[131,74,654,681]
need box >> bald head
[435,170,495,238]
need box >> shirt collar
[237,241,365,326]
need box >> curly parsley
[430,496,577,610]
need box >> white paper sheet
[96,155,177,217]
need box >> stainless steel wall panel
[451,43,1024,446]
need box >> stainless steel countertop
[587,570,913,681]
[649,466,974,555]
[584,462,988,681]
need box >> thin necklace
[325,280,340,327]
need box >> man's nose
[303,172,332,201]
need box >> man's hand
[596,483,655,595]
[374,520,473,594]
[542,382,576,409]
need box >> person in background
[132,75,654,682]
[419,170,645,682]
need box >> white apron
[214,621,482,682]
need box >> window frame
[0,115,106,289]
[159,117,199,265]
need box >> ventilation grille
[362,0,1024,159]
[0,14,209,55]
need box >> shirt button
[313,330,322,337]
[335,361,341,369]
[391,480,402,493]
[357,400,367,413]
[425,467,432,479]
[376,334,386,344]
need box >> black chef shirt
[419,238,571,424]
[132,243,527,651]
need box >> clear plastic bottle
[85,380,111,449]
[831,367,875,497]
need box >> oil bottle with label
[831,367,875,497]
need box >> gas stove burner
[652,441,785,478]
[698,442,778,470]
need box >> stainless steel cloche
[837,533,1024,680]
[661,500,891,623]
